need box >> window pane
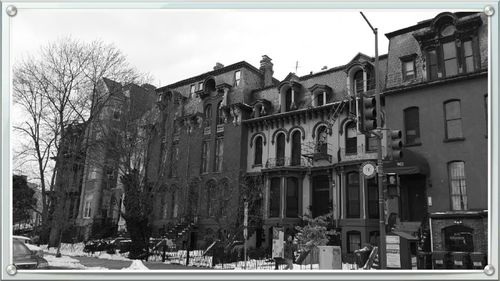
[347,172,360,218]
[286,177,298,217]
[449,161,467,210]
[445,101,461,119]
[443,41,457,60]
[444,59,458,76]
[447,119,463,139]
[269,178,281,217]
[254,137,263,165]
[291,131,301,166]
[404,107,420,144]
[428,49,438,80]
[463,40,473,56]
[440,25,456,37]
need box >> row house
[148,60,275,249]
[383,12,488,255]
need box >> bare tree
[12,37,149,246]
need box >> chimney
[213,62,224,70]
[259,55,274,87]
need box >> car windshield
[13,240,31,256]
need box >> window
[316,126,328,154]
[442,41,458,77]
[347,231,361,253]
[285,88,297,111]
[201,140,210,173]
[170,144,179,177]
[198,82,204,91]
[291,130,301,166]
[312,175,330,217]
[402,59,416,81]
[276,133,286,166]
[216,102,224,125]
[234,70,241,86]
[204,104,212,127]
[353,70,364,95]
[444,100,463,139]
[254,136,263,166]
[112,110,121,120]
[83,201,92,218]
[207,181,217,217]
[170,191,178,218]
[345,122,357,154]
[269,178,281,218]
[190,84,196,97]
[88,167,98,180]
[449,161,467,210]
[463,40,475,72]
[404,107,421,145]
[286,177,299,218]
[316,92,325,106]
[346,172,360,218]
[443,225,473,252]
[367,178,379,219]
[161,194,168,219]
[427,49,439,80]
[366,135,377,152]
[215,137,224,172]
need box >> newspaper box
[386,231,419,269]
[470,252,487,269]
[432,251,451,269]
[450,251,471,269]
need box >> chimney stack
[213,62,224,70]
[260,55,274,87]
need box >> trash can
[432,251,450,269]
[470,252,487,269]
[450,252,471,269]
[417,251,432,269]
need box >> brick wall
[431,215,488,253]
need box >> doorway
[399,174,427,222]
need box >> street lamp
[360,11,387,269]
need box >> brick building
[383,12,488,255]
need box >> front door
[399,174,427,221]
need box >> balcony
[264,157,310,169]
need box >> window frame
[345,122,358,155]
[290,130,302,166]
[276,133,286,167]
[254,136,263,166]
[285,177,299,218]
[201,140,210,174]
[448,161,468,211]
[234,70,241,86]
[400,54,417,81]
[443,99,464,141]
[403,106,421,146]
[269,178,281,218]
[214,137,224,172]
[346,171,361,218]
[347,231,362,253]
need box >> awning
[384,149,430,175]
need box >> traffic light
[360,96,377,132]
[388,130,403,160]
[386,173,399,198]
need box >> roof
[385,12,480,39]
[157,61,268,92]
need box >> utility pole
[360,12,387,269]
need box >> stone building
[76,78,156,240]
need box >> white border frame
[1,1,498,280]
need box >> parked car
[13,235,44,258]
[13,239,48,269]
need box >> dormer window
[190,84,196,97]
[401,55,417,81]
[198,82,204,91]
[234,70,241,86]
[309,84,333,107]
[316,92,325,106]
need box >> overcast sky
[12,9,447,86]
[11,8,450,180]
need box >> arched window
[345,122,357,154]
[254,136,263,166]
[206,180,217,217]
[353,70,364,95]
[216,101,224,125]
[316,126,328,154]
[204,104,212,127]
[346,172,360,218]
[276,133,286,167]
[443,224,473,252]
[291,130,301,166]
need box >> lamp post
[360,11,387,269]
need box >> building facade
[383,12,488,254]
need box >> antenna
[295,61,299,73]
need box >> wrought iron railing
[264,157,310,168]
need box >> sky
[10,8,448,181]
[11,9,447,86]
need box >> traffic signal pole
[360,12,387,269]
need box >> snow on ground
[41,243,130,261]
[122,260,149,270]
[44,254,108,270]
